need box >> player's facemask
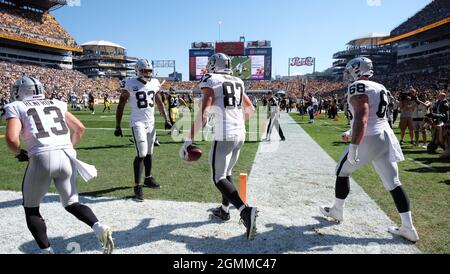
[139,69,153,81]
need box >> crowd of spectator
[161,77,344,98]
[391,0,450,37]
[0,3,78,48]
[0,61,120,101]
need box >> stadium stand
[0,2,78,49]
[0,1,120,102]
[391,0,450,37]
[162,78,344,99]
[0,61,120,100]
[74,41,138,79]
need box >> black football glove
[15,149,29,162]
[114,127,123,137]
[165,120,173,130]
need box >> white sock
[334,198,346,210]
[222,205,230,213]
[92,222,105,237]
[400,212,414,229]
[238,205,246,213]
[42,247,54,254]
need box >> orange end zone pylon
[239,173,248,204]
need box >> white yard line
[406,158,435,171]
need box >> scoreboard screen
[189,47,272,81]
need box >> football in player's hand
[180,145,203,162]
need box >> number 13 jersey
[122,78,161,127]
[5,98,73,155]
[199,73,246,141]
[347,80,391,136]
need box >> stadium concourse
[0,113,419,254]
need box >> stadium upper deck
[0,1,79,51]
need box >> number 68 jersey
[5,98,73,155]
[122,78,161,127]
[347,80,391,137]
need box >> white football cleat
[388,226,419,243]
[41,247,55,254]
[319,206,344,223]
[97,226,114,254]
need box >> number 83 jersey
[122,78,161,127]
[199,73,246,141]
[347,80,391,136]
[5,99,73,155]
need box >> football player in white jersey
[4,77,114,254]
[115,59,172,202]
[320,57,419,243]
[180,53,258,240]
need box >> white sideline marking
[406,158,435,171]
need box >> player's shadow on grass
[413,157,450,165]
[402,150,439,155]
[0,194,119,209]
[79,187,132,198]
[158,141,184,145]
[332,141,348,147]
[406,166,449,173]
[439,180,450,186]
[77,144,134,151]
[18,216,414,254]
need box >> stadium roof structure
[81,40,127,50]
[347,32,389,47]
[379,17,450,45]
[6,0,67,11]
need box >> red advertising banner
[215,42,245,56]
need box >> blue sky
[54,0,432,80]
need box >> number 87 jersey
[347,80,390,137]
[199,73,246,141]
[122,78,161,127]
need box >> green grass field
[290,112,450,254]
[0,104,260,204]
[2,103,449,253]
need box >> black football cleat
[133,185,144,202]
[211,206,231,222]
[144,177,161,189]
[240,207,258,240]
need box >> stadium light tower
[218,20,222,41]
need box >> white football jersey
[5,98,73,155]
[199,73,246,141]
[347,80,391,136]
[122,78,161,127]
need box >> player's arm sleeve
[4,104,20,120]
